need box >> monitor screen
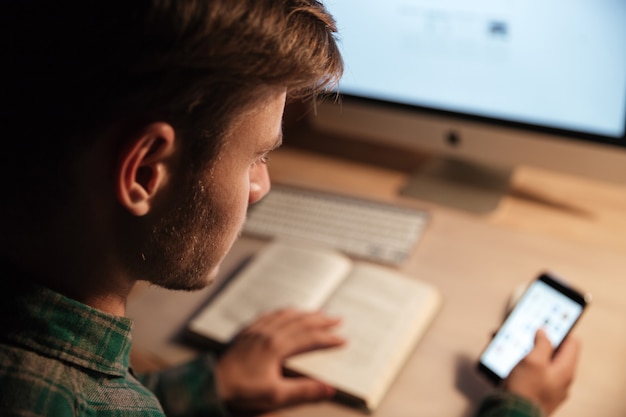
[312,0,626,211]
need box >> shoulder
[0,344,79,414]
[0,344,164,416]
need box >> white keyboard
[243,185,430,265]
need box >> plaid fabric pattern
[0,274,229,417]
[474,391,543,417]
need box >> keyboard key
[243,185,429,265]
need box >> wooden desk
[128,140,626,417]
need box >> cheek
[210,158,267,237]
[225,169,254,228]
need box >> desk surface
[128,139,626,417]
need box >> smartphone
[477,272,590,384]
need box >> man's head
[2,0,342,291]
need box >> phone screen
[478,274,587,383]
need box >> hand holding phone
[477,272,590,385]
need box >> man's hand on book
[215,308,346,414]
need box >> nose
[249,163,271,204]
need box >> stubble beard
[133,177,237,292]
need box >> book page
[188,241,353,342]
[286,263,442,410]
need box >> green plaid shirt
[474,391,543,417]
[0,275,229,417]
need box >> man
[0,1,579,416]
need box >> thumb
[528,328,554,360]
[279,378,336,407]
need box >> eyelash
[254,155,270,166]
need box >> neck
[3,244,135,317]
[1,208,134,317]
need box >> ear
[116,122,176,216]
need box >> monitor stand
[400,157,514,214]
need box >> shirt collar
[1,274,133,377]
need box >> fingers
[553,334,580,366]
[247,308,340,335]
[277,378,336,407]
[552,335,580,383]
[216,308,345,414]
[237,308,346,358]
[223,376,336,413]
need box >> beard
[122,173,240,292]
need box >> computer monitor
[311,0,626,213]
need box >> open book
[187,241,442,413]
